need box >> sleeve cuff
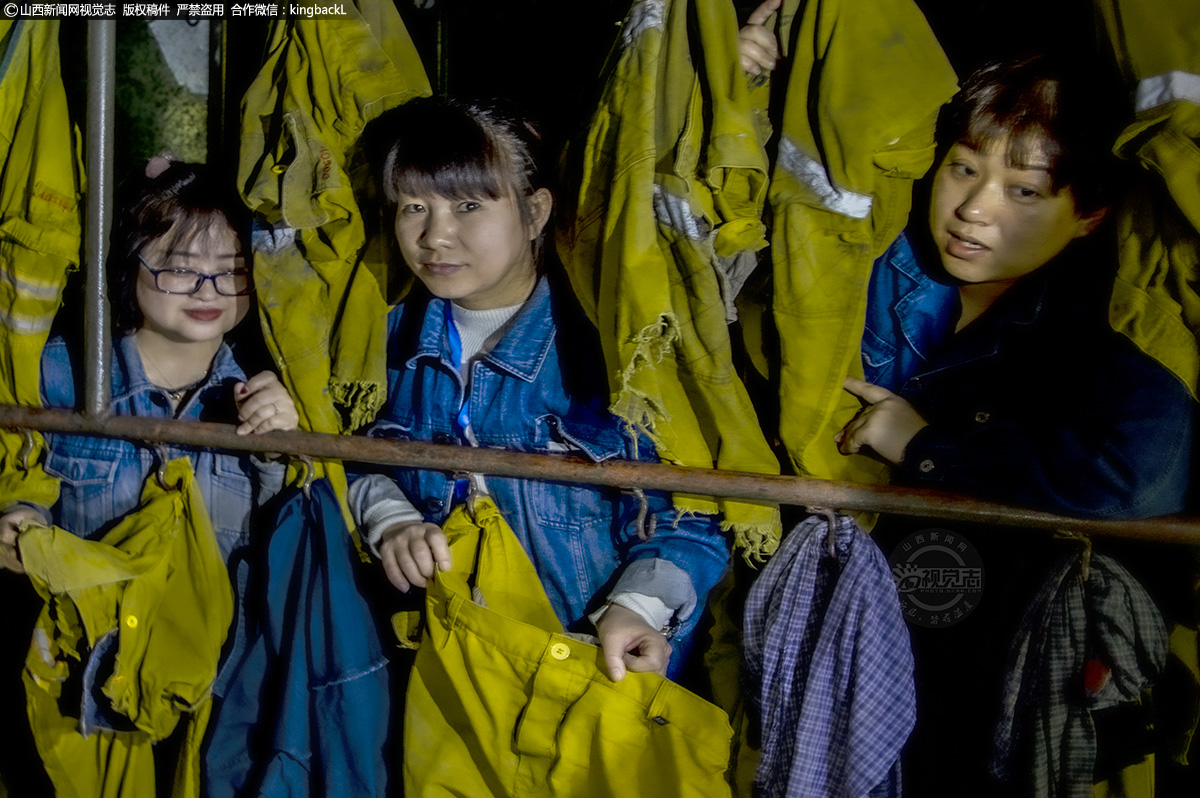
[587,592,675,633]
[361,498,424,558]
[610,557,698,623]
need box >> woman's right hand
[739,0,781,75]
[0,507,43,575]
[377,521,452,592]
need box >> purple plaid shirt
[743,513,916,797]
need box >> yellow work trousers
[404,498,733,797]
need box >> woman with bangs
[348,98,729,682]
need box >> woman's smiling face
[135,218,251,345]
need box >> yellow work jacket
[1097,0,1200,400]
[0,20,81,511]
[20,460,233,798]
[237,0,430,525]
[756,0,956,486]
[404,497,734,797]
[559,0,780,557]
[238,0,428,436]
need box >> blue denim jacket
[863,232,1194,519]
[350,279,730,670]
[862,231,958,393]
[38,332,285,562]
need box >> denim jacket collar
[917,267,1052,378]
[408,278,555,384]
[888,233,957,365]
[111,331,244,405]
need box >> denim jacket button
[425,498,444,513]
[432,432,454,445]
[974,411,990,424]
[918,459,936,473]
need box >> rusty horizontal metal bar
[3,404,1199,544]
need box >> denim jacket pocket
[44,442,118,539]
[210,454,255,552]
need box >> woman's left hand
[595,604,672,682]
[836,377,929,464]
[235,371,299,435]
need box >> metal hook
[293,454,315,499]
[17,429,35,473]
[806,505,840,561]
[630,487,655,541]
[452,472,480,522]
[1053,529,1093,582]
[153,444,178,491]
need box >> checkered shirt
[990,553,1166,797]
[743,513,916,797]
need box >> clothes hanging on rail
[403,496,734,798]
[0,19,81,513]
[750,0,957,487]
[742,513,915,798]
[204,478,390,798]
[238,0,429,436]
[990,551,1166,798]
[19,459,233,798]
[558,0,781,557]
[1096,0,1200,400]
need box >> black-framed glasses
[138,255,254,296]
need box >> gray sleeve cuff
[349,474,424,557]
[0,501,51,525]
[610,557,698,623]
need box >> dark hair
[937,54,1124,215]
[379,97,553,270]
[108,160,253,333]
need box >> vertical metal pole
[84,20,114,419]
[436,3,448,95]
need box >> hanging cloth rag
[18,459,233,798]
[238,0,431,523]
[558,0,782,558]
[203,476,391,798]
[0,19,82,512]
[752,0,957,486]
[403,496,734,797]
[1095,0,1200,399]
[990,552,1167,798]
[742,512,915,798]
